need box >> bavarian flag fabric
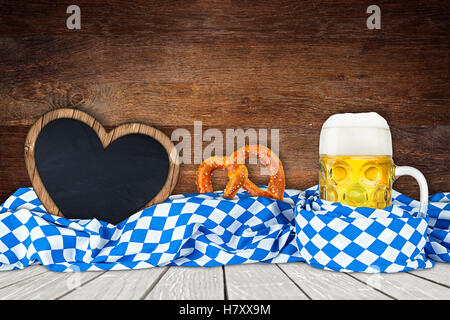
[0,186,448,273]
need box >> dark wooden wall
[0,0,449,203]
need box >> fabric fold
[0,186,448,273]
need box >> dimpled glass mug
[319,112,429,216]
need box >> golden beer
[319,112,429,213]
[319,155,394,209]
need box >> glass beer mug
[319,112,429,215]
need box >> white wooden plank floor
[0,262,448,300]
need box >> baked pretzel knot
[196,145,285,200]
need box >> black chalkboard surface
[25,109,179,225]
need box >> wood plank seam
[222,265,228,300]
[140,267,170,300]
[54,271,107,300]
[275,264,312,300]
[0,267,48,291]
[224,264,309,300]
[406,272,450,289]
[344,273,396,300]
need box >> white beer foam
[319,112,392,156]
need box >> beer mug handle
[394,166,429,217]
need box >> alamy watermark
[66,5,381,31]
[367,5,381,30]
[66,5,81,30]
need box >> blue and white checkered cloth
[0,186,448,273]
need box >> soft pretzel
[196,145,285,200]
[228,145,285,200]
[196,156,248,199]
[196,156,228,194]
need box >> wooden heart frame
[24,108,180,218]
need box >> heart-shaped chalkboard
[25,109,179,224]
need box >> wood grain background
[0,0,448,202]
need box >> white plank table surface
[278,263,390,300]
[61,267,168,300]
[225,264,309,300]
[145,266,224,300]
[0,262,448,300]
